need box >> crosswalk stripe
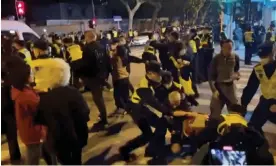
[196,98,256,112]
[198,87,260,100]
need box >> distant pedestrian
[233,24,243,50]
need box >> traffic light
[88,18,96,29]
[16,1,25,16]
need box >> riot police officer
[244,26,255,65]
[241,42,276,133]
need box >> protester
[208,39,240,118]
[31,40,90,164]
[9,59,45,165]
[80,30,110,127]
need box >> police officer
[63,37,83,88]
[155,71,198,106]
[241,42,276,133]
[266,24,275,43]
[189,29,201,97]
[151,28,172,71]
[112,27,118,39]
[193,104,248,147]
[119,61,172,162]
[244,26,255,65]
[128,29,134,41]
[200,26,214,81]
[142,33,158,63]
[12,40,32,65]
[51,35,64,59]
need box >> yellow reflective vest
[217,114,248,135]
[189,40,197,54]
[112,30,118,38]
[67,44,83,62]
[129,31,133,37]
[244,31,254,43]
[131,77,154,104]
[254,64,276,99]
[53,43,61,55]
[18,48,32,65]
[144,45,155,55]
[162,27,166,33]
[267,29,275,42]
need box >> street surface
[1,46,276,165]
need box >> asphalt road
[1,46,276,165]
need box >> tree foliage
[148,0,163,30]
[183,0,206,24]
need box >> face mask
[164,82,173,89]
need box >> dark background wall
[2,0,181,24]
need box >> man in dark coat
[31,40,90,164]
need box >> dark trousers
[245,44,253,65]
[56,145,82,165]
[210,82,238,118]
[121,104,160,154]
[202,48,214,82]
[70,70,81,89]
[128,79,134,93]
[113,78,130,109]
[82,77,107,122]
[249,97,276,133]
[145,116,170,158]
[41,142,57,165]
[2,114,21,161]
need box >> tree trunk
[193,10,200,25]
[200,2,211,24]
[128,12,134,30]
[151,6,161,30]
[120,0,144,30]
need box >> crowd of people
[1,23,276,165]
